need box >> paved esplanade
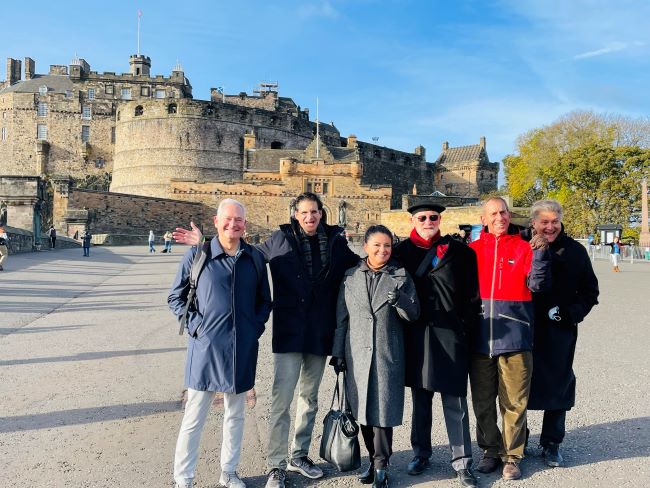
[1,247,648,487]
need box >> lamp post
[640,178,650,248]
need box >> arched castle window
[271,141,284,149]
[168,103,177,114]
[134,105,144,116]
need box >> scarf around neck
[409,228,441,249]
[297,223,329,279]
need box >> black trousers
[411,387,473,470]
[360,424,393,469]
[540,409,566,446]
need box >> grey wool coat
[333,259,419,427]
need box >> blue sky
[2,0,649,181]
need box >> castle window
[121,88,132,100]
[37,102,48,117]
[271,141,284,149]
[155,89,166,99]
[87,88,95,100]
[105,85,114,95]
[94,157,105,169]
[479,173,484,180]
[134,105,144,116]
[38,85,48,96]
[111,127,115,143]
[168,103,177,114]
[82,105,92,120]
[374,149,382,158]
[37,124,48,140]
[65,90,73,99]
[1,127,6,142]
[141,86,150,97]
[404,157,412,166]
[81,125,90,143]
[390,153,396,162]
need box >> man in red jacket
[468,197,551,481]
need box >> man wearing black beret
[393,202,480,487]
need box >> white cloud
[297,1,340,19]
[575,42,630,60]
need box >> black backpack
[178,241,266,335]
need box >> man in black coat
[526,200,599,467]
[393,203,481,488]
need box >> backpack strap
[179,241,211,335]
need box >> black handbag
[319,371,361,472]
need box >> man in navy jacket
[168,199,272,488]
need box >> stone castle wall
[54,187,216,238]
[110,99,341,198]
[381,206,484,237]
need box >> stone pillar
[52,177,73,233]
[0,176,45,246]
[243,132,256,149]
[640,179,650,248]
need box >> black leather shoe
[542,442,563,467]
[358,464,374,484]
[407,456,430,475]
[476,456,501,473]
[456,468,478,487]
[372,468,388,488]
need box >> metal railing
[575,239,650,263]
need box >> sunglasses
[416,214,440,222]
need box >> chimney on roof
[24,57,35,80]
[6,58,21,85]
[414,145,426,159]
[480,136,486,149]
[442,141,449,151]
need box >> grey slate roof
[247,149,303,171]
[434,144,484,165]
[0,74,74,95]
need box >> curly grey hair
[531,199,563,221]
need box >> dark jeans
[540,409,566,446]
[360,425,393,469]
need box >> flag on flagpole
[138,10,142,17]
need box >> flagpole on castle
[316,97,320,158]
[137,10,142,55]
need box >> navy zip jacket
[168,237,272,393]
[257,220,359,356]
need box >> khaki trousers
[469,351,532,462]
[266,352,327,469]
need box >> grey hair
[216,198,246,219]
[482,196,510,213]
[531,199,563,221]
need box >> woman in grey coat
[332,225,419,488]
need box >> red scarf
[409,228,448,262]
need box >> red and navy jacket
[469,226,551,357]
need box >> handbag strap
[330,373,341,410]
[340,371,353,414]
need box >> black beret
[407,203,446,214]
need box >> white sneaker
[219,471,246,488]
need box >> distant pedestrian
[526,200,599,468]
[148,230,156,253]
[0,226,9,271]
[82,229,92,257]
[48,225,57,248]
[606,236,623,272]
[164,231,173,253]
[168,199,272,488]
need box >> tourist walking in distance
[526,200,599,468]
[0,226,9,271]
[468,197,551,481]
[606,235,623,272]
[81,229,92,257]
[164,230,173,253]
[48,225,57,248]
[393,203,480,488]
[168,199,272,488]
[148,230,156,253]
[332,225,419,488]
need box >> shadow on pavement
[0,401,182,433]
[0,346,185,366]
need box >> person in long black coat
[392,203,481,488]
[525,200,599,468]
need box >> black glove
[387,287,400,306]
[329,356,347,373]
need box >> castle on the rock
[0,54,498,244]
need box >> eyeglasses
[416,214,440,222]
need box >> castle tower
[129,54,151,76]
